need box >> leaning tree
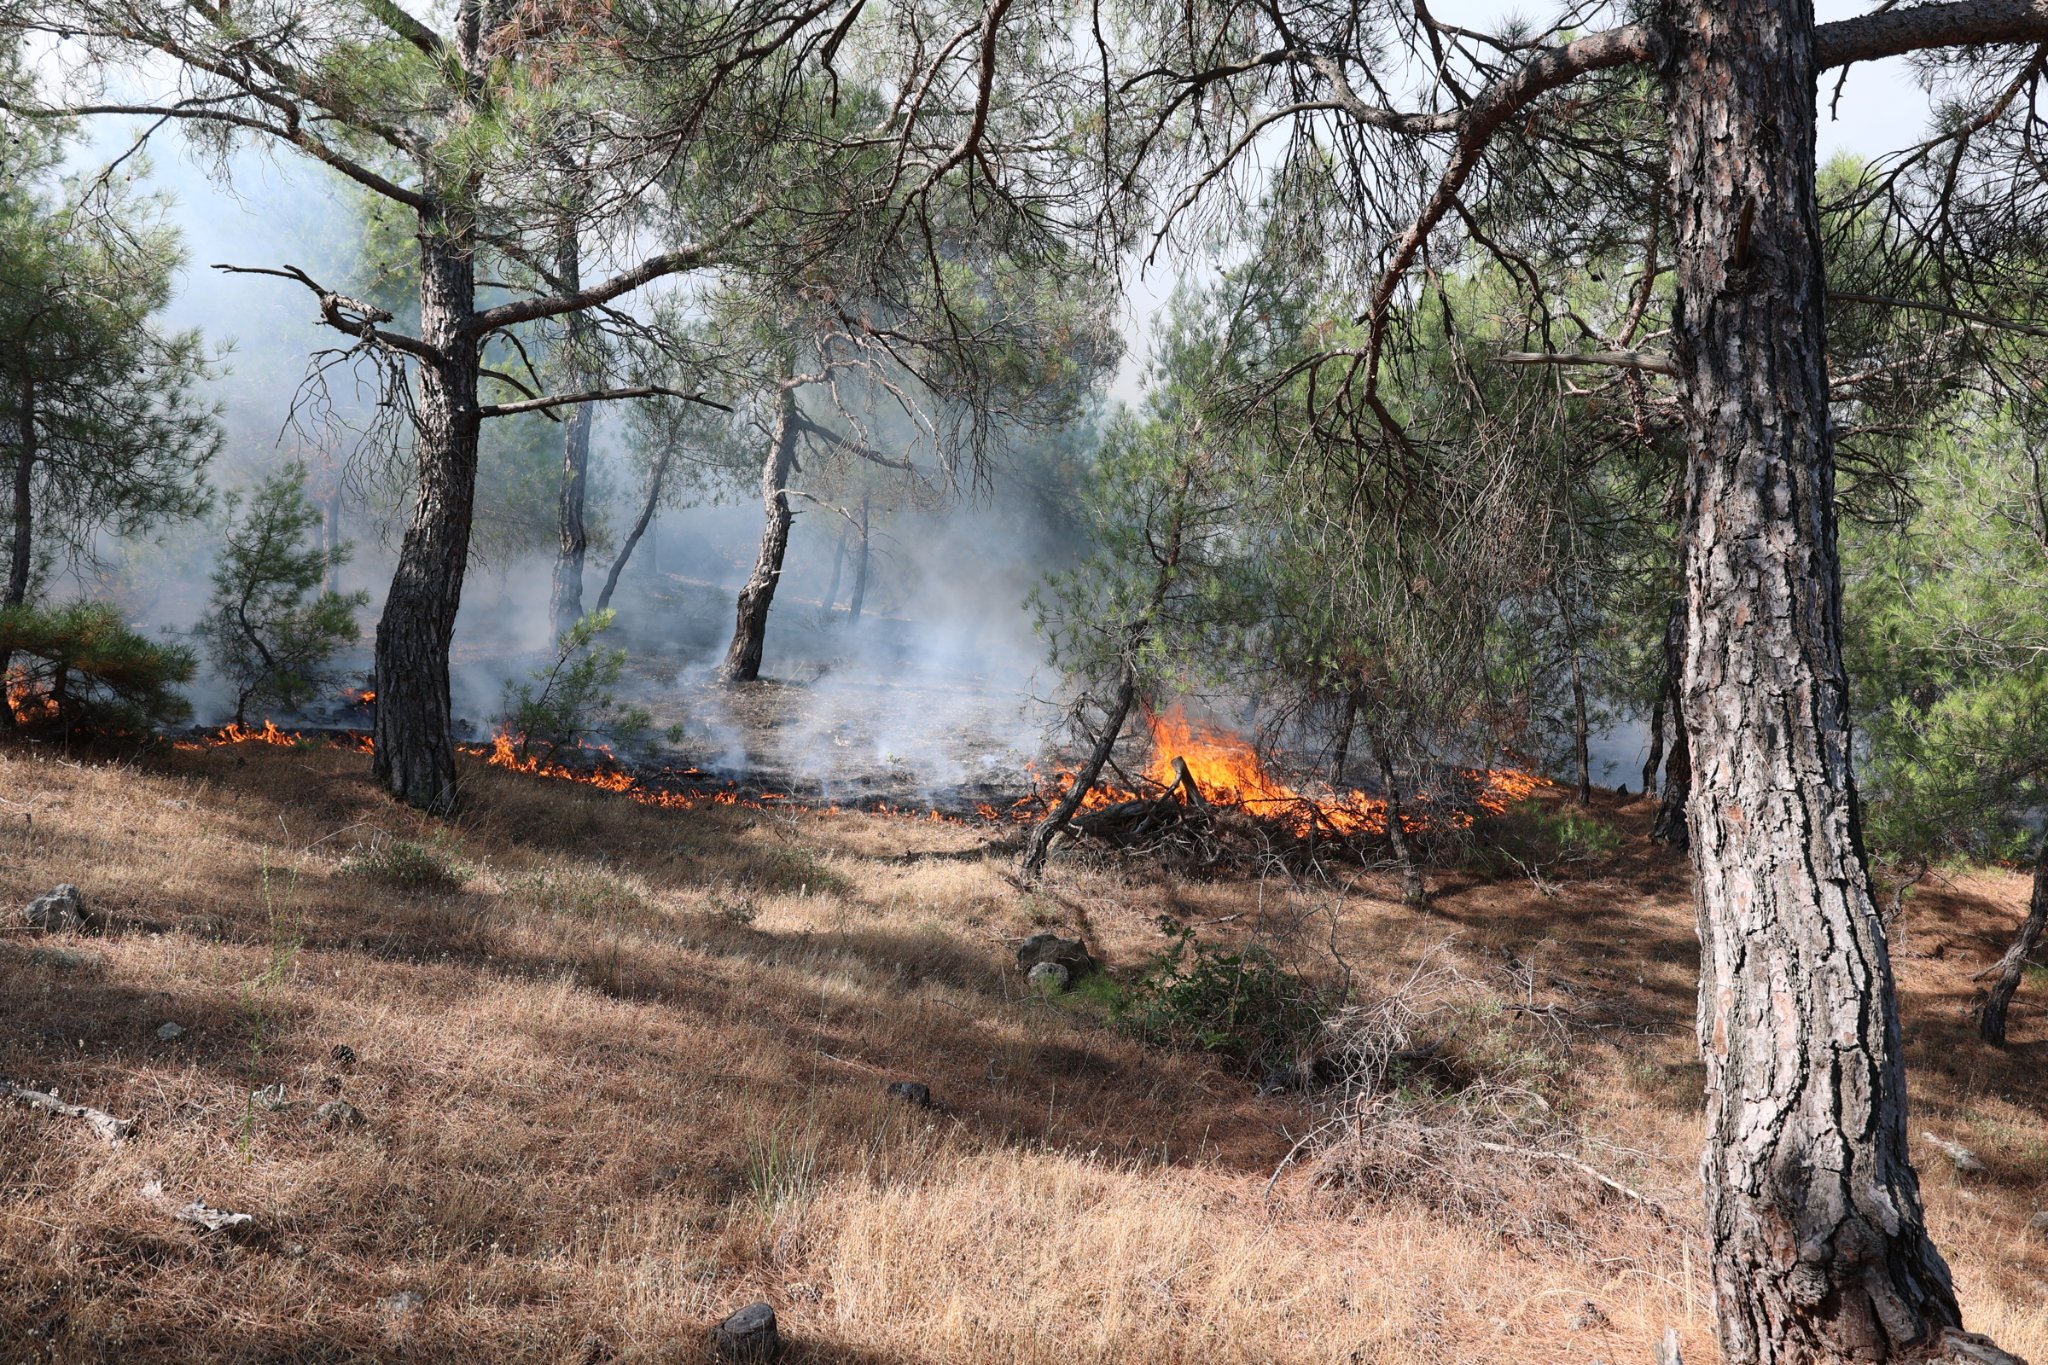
[1108,0,2048,1360]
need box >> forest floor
[2,737,2045,1364]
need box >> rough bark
[548,235,593,640]
[1371,726,1427,907]
[1665,4,1995,1358]
[595,448,671,614]
[1653,604,1691,848]
[719,386,800,684]
[372,218,480,813]
[1641,687,1666,799]
[1978,835,2048,1046]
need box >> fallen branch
[1,1079,137,1143]
[1468,1138,1666,1217]
[176,1200,256,1235]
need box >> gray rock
[1922,1130,1988,1175]
[313,1100,365,1131]
[2028,1210,2048,1239]
[885,1081,932,1108]
[1027,961,1070,993]
[1016,933,1093,979]
[27,947,90,970]
[380,1290,425,1317]
[712,1301,779,1361]
[175,1200,255,1237]
[23,885,92,933]
[154,1022,186,1042]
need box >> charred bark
[1370,726,1427,908]
[1665,4,1996,1358]
[1978,835,2048,1046]
[371,219,480,814]
[548,235,593,640]
[719,386,800,684]
[595,448,672,614]
[1652,606,1691,848]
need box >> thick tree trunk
[1978,835,2048,1046]
[1370,727,1426,908]
[1652,605,1691,848]
[719,386,800,683]
[846,490,871,624]
[1331,683,1363,784]
[548,236,593,640]
[595,449,671,614]
[372,220,480,813]
[1665,4,1999,1359]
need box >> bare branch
[212,263,445,362]
[1496,349,1677,375]
[480,386,731,418]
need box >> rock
[1027,961,1070,993]
[1015,933,1093,979]
[380,1290,425,1318]
[23,885,93,933]
[154,1022,186,1042]
[1922,1130,1988,1175]
[175,1200,255,1237]
[711,1301,779,1361]
[885,1081,932,1108]
[27,948,90,970]
[314,1100,365,1131]
[2028,1210,2048,1239]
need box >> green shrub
[1113,918,1328,1074]
[1480,799,1622,876]
[1,601,194,728]
[341,834,473,892]
[499,610,650,761]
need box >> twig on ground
[2,1079,137,1143]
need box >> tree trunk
[1555,589,1592,805]
[1019,668,1136,880]
[548,235,593,640]
[846,490,871,624]
[719,385,800,684]
[1331,683,1363,784]
[1370,726,1426,908]
[820,530,846,619]
[1978,834,2048,1047]
[2,374,36,724]
[1666,4,1993,1358]
[1642,603,1674,797]
[1652,605,1691,848]
[372,218,480,813]
[595,449,671,614]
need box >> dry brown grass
[1,741,2044,1364]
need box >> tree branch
[1497,349,1677,375]
[480,386,730,418]
[469,202,766,334]
[1816,0,2048,69]
[212,263,446,362]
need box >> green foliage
[341,834,474,892]
[499,609,650,760]
[1480,800,1623,872]
[1843,406,2048,867]
[199,463,366,725]
[0,601,195,727]
[1113,918,1328,1074]
[0,78,220,591]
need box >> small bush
[1479,799,1622,878]
[1113,918,1328,1076]
[1,601,195,728]
[510,865,649,921]
[499,610,650,761]
[341,834,473,892]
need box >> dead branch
[1,1079,137,1143]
